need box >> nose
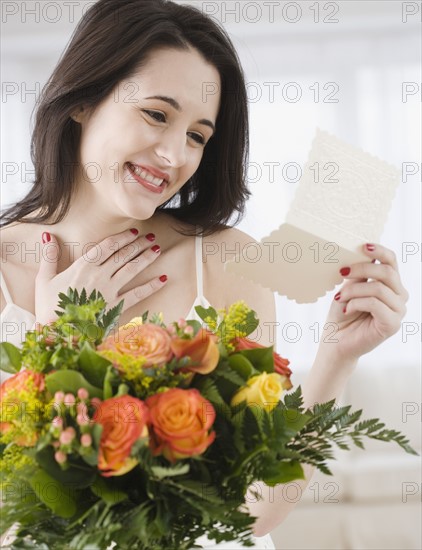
[154,127,187,168]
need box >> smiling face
[74,47,221,221]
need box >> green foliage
[0,342,22,373]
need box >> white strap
[195,233,204,298]
[0,270,13,304]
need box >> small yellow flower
[231,372,285,412]
[121,317,144,330]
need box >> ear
[70,105,86,123]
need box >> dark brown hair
[0,0,250,236]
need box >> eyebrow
[144,95,216,134]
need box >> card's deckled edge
[224,261,339,304]
[313,127,400,175]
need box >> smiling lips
[127,162,170,194]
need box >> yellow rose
[231,372,284,412]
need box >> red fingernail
[130,228,139,235]
[366,243,376,251]
[334,292,341,301]
[145,233,155,242]
[340,267,350,276]
[151,245,161,253]
[42,232,51,243]
[159,274,168,283]
[343,306,347,314]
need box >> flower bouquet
[0,289,416,549]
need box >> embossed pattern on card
[225,129,400,303]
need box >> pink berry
[90,398,102,408]
[77,388,89,400]
[178,318,187,328]
[184,326,194,335]
[64,393,76,406]
[54,451,67,464]
[76,414,89,426]
[166,324,176,335]
[52,416,63,428]
[54,391,65,403]
[80,434,92,447]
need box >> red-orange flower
[0,370,45,446]
[93,395,149,477]
[170,329,219,374]
[146,388,216,463]
[232,337,292,390]
[98,319,173,368]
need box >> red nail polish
[366,243,376,251]
[151,245,161,253]
[343,306,347,314]
[145,233,155,242]
[340,267,350,276]
[42,232,51,243]
[130,228,139,235]
[159,274,168,283]
[334,292,341,301]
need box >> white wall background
[1,0,420,371]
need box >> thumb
[37,231,60,281]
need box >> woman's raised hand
[35,228,167,325]
[319,243,409,366]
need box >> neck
[43,185,163,268]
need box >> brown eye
[188,132,205,145]
[143,110,166,123]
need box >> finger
[334,281,406,315]
[111,244,162,284]
[119,275,168,311]
[105,233,157,273]
[361,242,398,271]
[36,232,60,281]
[78,227,141,267]
[343,296,402,336]
[338,262,404,296]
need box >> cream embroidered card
[224,129,400,303]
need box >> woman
[0,0,409,548]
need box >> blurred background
[1,1,421,548]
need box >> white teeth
[130,164,164,186]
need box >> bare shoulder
[0,222,39,310]
[203,226,277,347]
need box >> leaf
[150,463,190,479]
[195,378,227,409]
[45,370,103,399]
[283,385,304,411]
[236,346,275,374]
[91,476,128,505]
[101,300,124,339]
[27,469,77,518]
[262,460,305,486]
[281,408,311,434]
[78,342,111,387]
[91,424,103,451]
[227,353,255,380]
[194,305,217,324]
[35,446,96,488]
[0,342,22,373]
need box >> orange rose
[93,395,149,477]
[98,319,172,368]
[170,329,219,374]
[232,337,292,390]
[0,370,45,446]
[146,388,216,463]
